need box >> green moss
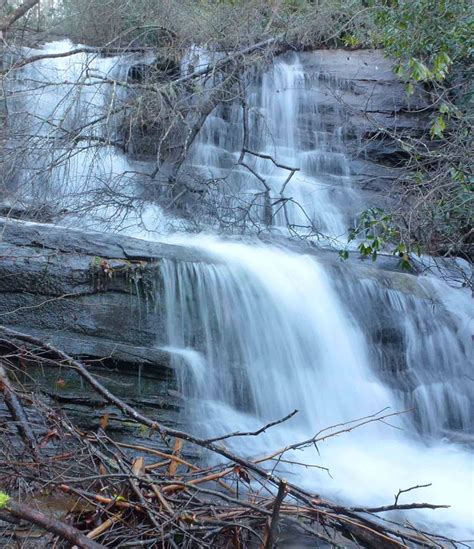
[89,256,159,304]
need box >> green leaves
[342,34,361,48]
[372,0,470,88]
[341,208,410,265]
[0,493,10,509]
[338,249,349,261]
[347,0,472,266]
[396,52,452,91]
[432,51,452,81]
[430,115,446,139]
[408,57,431,81]
[439,103,450,114]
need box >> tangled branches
[0,325,464,548]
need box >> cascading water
[332,272,473,436]
[8,41,129,199]
[161,236,473,539]
[184,52,358,239]
[7,45,358,239]
[4,42,473,540]
[163,242,395,429]
[4,40,175,232]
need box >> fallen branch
[0,361,38,458]
[0,325,455,548]
[0,499,104,549]
[263,480,287,549]
[350,502,450,513]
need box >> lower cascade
[161,236,473,538]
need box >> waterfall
[4,42,473,538]
[161,235,473,538]
[7,45,360,239]
[163,241,397,430]
[8,41,129,201]
[183,52,358,239]
[4,40,174,233]
[332,269,473,435]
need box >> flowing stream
[5,41,474,540]
[161,235,473,539]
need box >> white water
[7,43,358,239]
[5,42,474,541]
[5,40,177,233]
[184,52,357,239]
[162,236,474,540]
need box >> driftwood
[0,324,462,548]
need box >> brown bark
[262,480,287,549]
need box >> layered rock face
[2,46,430,231]
[170,48,429,233]
[1,217,471,435]
[0,217,435,370]
[296,49,429,192]
[0,218,208,368]
[3,48,456,433]
[129,48,429,203]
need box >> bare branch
[0,0,39,33]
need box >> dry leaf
[132,456,145,477]
[99,412,109,430]
[168,438,183,476]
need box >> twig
[203,409,298,443]
[262,480,287,549]
[395,484,432,506]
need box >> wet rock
[0,217,212,369]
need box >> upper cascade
[182,52,357,239]
[4,44,419,242]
